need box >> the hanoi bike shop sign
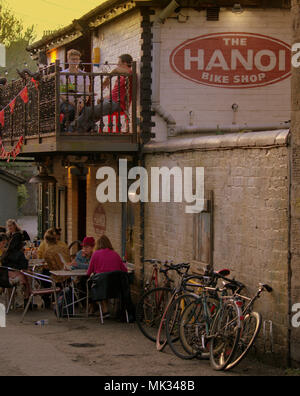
[170,32,291,89]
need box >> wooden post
[55,59,61,137]
[131,61,137,144]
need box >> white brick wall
[158,8,291,129]
[92,10,142,100]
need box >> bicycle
[143,259,162,292]
[156,266,208,352]
[165,268,232,360]
[224,282,273,371]
[179,280,244,370]
[136,262,190,342]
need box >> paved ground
[0,303,287,377]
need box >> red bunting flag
[31,78,39,90]
[0,136,24,162]
[20,86,29,104]
[9,98,16,114]
[0,110,4,127]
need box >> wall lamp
[232,4,244,14]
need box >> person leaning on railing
[75,54,133,132]
[60,49,90,132]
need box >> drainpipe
[152,1,179,133]
[169,121,291,137]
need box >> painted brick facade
[157,8,291,130]
[144,144,290,361]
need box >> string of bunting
[0,77,39,128]
[0,136,24,162]
[0,78,38,162]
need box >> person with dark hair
[76,54,133,132]
[0,226,6,233]
[1,220,31,302]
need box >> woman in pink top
[87,235,127,318]
[87,235,127,277]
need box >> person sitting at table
[38,227,69,261]
[42,230,71,308]
[71,236,95,270]
[1,220,31,304]
[60,49,90,132]
[87,235,127,318]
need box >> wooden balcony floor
[3,133,139,155]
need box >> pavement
[0,303,287,377]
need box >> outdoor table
[50,266,135,320]
[49,269,89,319]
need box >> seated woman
[2,219,31,304]
[44,230,71,275]
[38,227,69,261]
[87,235,127,317]
[42,230,71,308]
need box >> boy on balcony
[75,54,133,132]
[60,49,90,132]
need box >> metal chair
[20,271,60,323]
[89,271,133,325]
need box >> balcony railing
[0,60,138,149]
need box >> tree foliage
[0,1,36,46]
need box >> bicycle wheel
[156,292,176,352]
[225,311,262,371]
[209,301,241,371]
[179,296,219,360]
[165,293,199,359]
[136,287,173,342]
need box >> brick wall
[144,144,290,361]
[92,9,142,93]
[157,8,291,129]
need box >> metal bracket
[263,320,274,354]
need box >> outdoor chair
[89,270,134,324]
[99,111,129,133]
[20,271,60,323]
